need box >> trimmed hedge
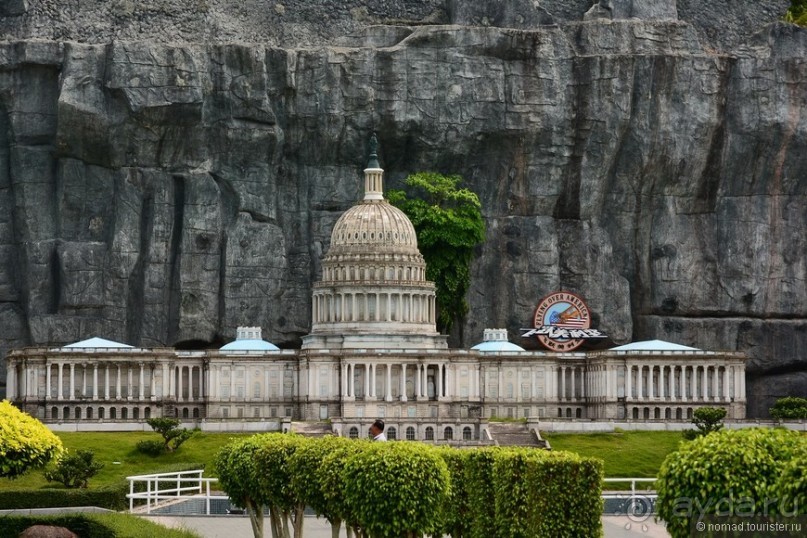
[657,428,807,538]
[215,436,604,538]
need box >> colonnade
[340,362,453,401]
[626,364,744,401]
[312,291,436,325]
[321,262,425,283]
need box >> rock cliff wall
[0,2,804,417]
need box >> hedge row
[657,428,807,538]
[214,434,604,538]
[0,513,200,538]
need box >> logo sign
[521,291,607,351]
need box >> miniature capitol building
[5,139,747,440]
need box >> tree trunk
[269,507,283,538]
[247,502,264,538]
[330,518,342,538]
[292,505,305,538]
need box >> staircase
[486,422,549,448]
[290,421,334,437]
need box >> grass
[0,513,202,538]
[0,431,255,491]
[543,430,684,480]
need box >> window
[133,407,140,420]
[98,407,105,419]
[444,427,453,440]
[406,426,416,441]
[182,408,189,419]
[121,407,128,420]
[110,407,116,419]
[51,407,58,419]
[254,407,261,418]
[86,407,93,419]
[387,427,397,440]
[144,407,151,419]
[425,427,434,441]
[75,407,81,419]
[193,408,200,418]
[222,408,229,418]
[63,406,70,420]
[463,427,472,440]
[349,427,359,439]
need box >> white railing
[603,478,658,517]
[126,470,227,514]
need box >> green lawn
[0,431,254,491]
[543,430,684,479]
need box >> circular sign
[532,291,593,351]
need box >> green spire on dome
[366,132,380,169]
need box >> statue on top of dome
[367,132,381,169]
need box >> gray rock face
[0,14,805,417]
[584,0,679,22]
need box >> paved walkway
[144,514,671,537]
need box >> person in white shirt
[369,419,387,441]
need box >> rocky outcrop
[0,6,804,417]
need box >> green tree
[341,442,450,538]
[656,428,805,538]
[44,449,104,489]
[785,0,807,26]
[319,439,368,538]
[254,434,307,538]
[214,434,274,538]
[0,400,63,478]
[145,417,195,453]
[681,407,727,440]
[388,172,485,334]
[769,396,807,420]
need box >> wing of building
[5,139,747,440]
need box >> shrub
[769,396,807,420]
[656,428,806,538]
[785,0,807,26]
[44,449,104,488]
[0,513,201,538]
[0,484,129,511]
[136,439,167,456]
[145,418,195,452]
[0,400,64,478]
[682,407,727,440]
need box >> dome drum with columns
[4,135,747,440]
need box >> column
[179,366,185,402]
[127,365,133,400]
[570,367,577,401]
[385,364,392,402]
[150,366,156,400]
[415,364,421,399]
[560,367,566,401]
[626,365,632,400]
[116,365,122,400]
[722,367,729,401]
[437,364,443,400]
[363,364,370,400]
[104,365,110,399]
[6,362,15,400]
[400,363,408,402]
[342,363,349,397]
[659,366,665,399]
[81,364,87,398]
[638,366,645,401]
[58,363,64,400]
[711,367,718,402]
[701,366,707,401]
[93,364,99,400]
[46,364,52,400]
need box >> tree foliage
[656,428,806,538]
[785,0,807,26]
[0,400,63,479]
[387,172,485,334]
[44,449,104,489]
[681,407,727,440]
[144,417,195,453]
[769,396,807,420]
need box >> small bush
[0,400,64,478]
[145,418,195,453]
[682,407,726,440]
[44,449,104,488]
[769,396,807,420]
[0,484,129,511]
[136,439,167,456]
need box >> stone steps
[486,422,549,448]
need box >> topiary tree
[0,400,63,479]
[341,441,450,538]
[254,434,308,538]
[144,417,195,453]
[769,396,807,420]
[388,172,485,334]
[44,449,104,489]
[214,434,275,538]
[319,439,369,538]
[785,0,807,26]
[681,407,727,440]
[656,428,805,538]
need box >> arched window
[86,407,93,419]
[665,408,671,419]
[121,407,128,420]
[75,407,81,419]
[654,408,661,419]
[632,407,639,419]
[133,407,140,420]
[687,408,693,419]
[406,427,416,441]
[349,427,359,439]
[387,427,397,440]
[110,407,117,419]
[643,407,650,420]
[193,408,200,418]
[444,427,453,440]
[676,407,683,420]
[558,408,563,418]
[566,408,572,418]
[63,406,70,420]
[575,408,582,419]
[144,407,151,419]
[183,408,189,419]
[51,407,58,420]
[463,427,472,440]
[98,407,105,419]
[425,427,434,441]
